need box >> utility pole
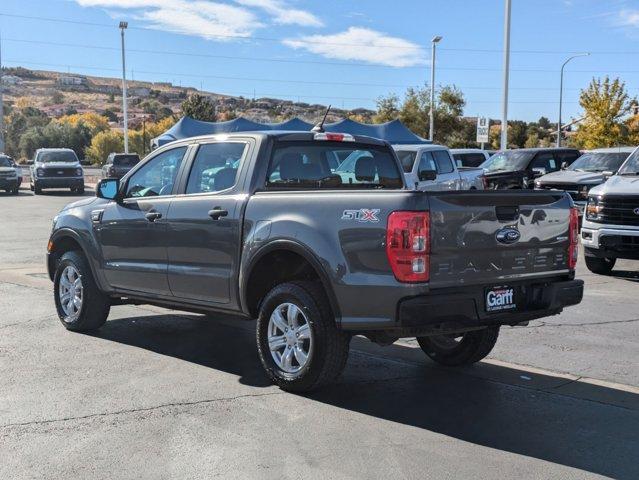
[0,30,4,153]
[557,53,589,147]
[120,21,129,153]
[500,0,511,150]
[429,36,442,142]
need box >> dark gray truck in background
[47,131,584,391]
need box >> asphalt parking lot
[1,189,638,479]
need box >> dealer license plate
[485,285,518,313]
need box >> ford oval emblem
[496,227,521,245]
[634,207,639,215]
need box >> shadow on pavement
[95,313,639,480]
[611,269,639,282]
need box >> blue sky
[1,0,639,122]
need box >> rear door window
[186,142,248,194]
[266,142,403,189]
[531,153,557,172]
[454,153,486,168]
[432,150,455,174]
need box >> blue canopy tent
[152,116,428,148]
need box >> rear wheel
[54,251,110,332]
[585,255,615,275]
[417,327,499,366]
[34,184,42,194]
[256,281,350,392]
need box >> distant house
[130,87,151,97]
[57,76,87,86]
[1,75,22,85]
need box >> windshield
[267,142,403,190]
[0,156,12,167]
[618,148,639,175]
[394,150,418,173]
[481,151,534,172]
[568,152,629,172]
[37,150,78,163]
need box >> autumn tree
[85,130,124,165]
[571,76,636,149]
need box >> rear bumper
[354,278,582,336]
[34,177,84,189]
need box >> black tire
[417,327,500,366]
[77,187,85,194]
[53,251,110,332]
[34,184,42,194]
[585,255,616,275]
[256,281,350,392]
[12,187,19,195]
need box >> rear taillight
[568,207,579,270]
[386,211,430,283]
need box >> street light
[120,21,129,153]
[557,52,589,147]
[429,35,442,142]
[500,0,511,150]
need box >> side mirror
[561,161,568,170]
[602,170,614,177]
[96,178,120,200]
[532,167,546,178]
[418,170,437,181]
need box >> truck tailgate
[428,191,573,288]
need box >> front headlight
[36,168,45,177]
[76,168,83,176]
[534,180,541,188]
[585,196,602,220]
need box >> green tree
[572,76,636,149]
[374,84,470,145]
[18,121,92,159]
[373,94,400,123]
[180,93,216,121]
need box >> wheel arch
[241,240,341,322]
[48,229,99,284]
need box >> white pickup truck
[393,144,484,190]
[581,145,639,274]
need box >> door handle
[208,207,228,220]
[145,211,162,222]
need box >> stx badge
[341,209,381,223]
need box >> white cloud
[235,0,323,27]
[617,9,639,27]
[75,0,261,39]
[283,27,426,67]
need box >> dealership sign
[476,117,490,143]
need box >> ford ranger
[581,146,639,274]
[47,131,583,391]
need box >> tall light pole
[557,52,589,147]
[500,0,511,150]
[0,30,4,154]
[429,35,442,142]
[120,21,129,153]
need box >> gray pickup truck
[47,131,583,391]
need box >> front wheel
[256,281,350,392]
[54,251,110,332]
[585,255,615,275]
[417,327,500,366]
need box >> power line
[4,12,639,56]
[1,60,584,104]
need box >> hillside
[1,67,375,127]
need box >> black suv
[481,148,581,189]
[101,153,141,179]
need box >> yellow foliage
[14,97,35,109]
[86,130,124,165]
[57,112,110,135]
